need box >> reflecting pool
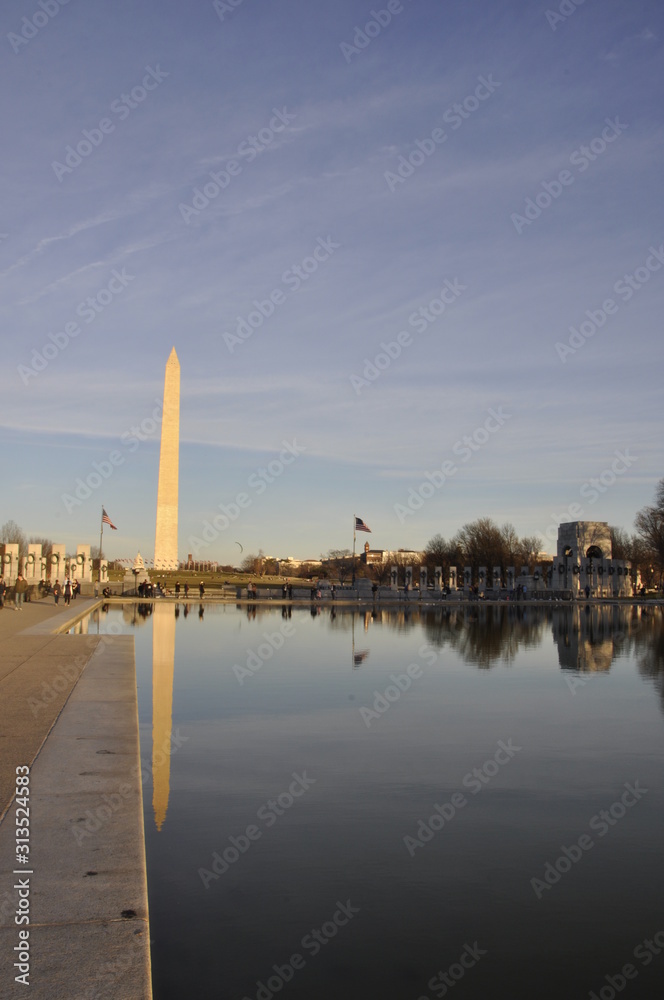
[84,602,664,999]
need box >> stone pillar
[625,561,634,596]
[607,562,617,597]
[405,567,413,588]
[507,567,515,591]
[99,560,109,582]
[478,566,487,595]
[463,566,472,589]
[419,567,427,591]
[50,544,66,583]
[493,566,501,591]
[449,566,457,590]
[25,543,42,581]
[390,566,398,590]
[1,544,19,585]
[76,544,92,582]
[434,567,443,591]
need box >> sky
[1,0,663,564]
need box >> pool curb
[0,615,152,999]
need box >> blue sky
[1,0,662,563]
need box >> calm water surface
[87,602,664,999]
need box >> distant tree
[517,536,542,573]
[635,478,664,583]
[500,523,520,566]
[423,533,462,582]
[369,560,392,585]
[609,526,631,561]
[240,552,259,574]
[1,520,27,559]
[454,518,505,575]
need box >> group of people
[173,581,206,598]
[0,574,28,610]
[0,574,85,609]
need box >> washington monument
[154,347,180,570]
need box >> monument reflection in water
[111,602,664,1000]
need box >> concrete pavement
[0,596,152,999]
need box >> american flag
[355,517,371,533]
[102,508,118,530]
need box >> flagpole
[352,514,356,587]
[98,506,104,584]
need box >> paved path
[0,596,152,999]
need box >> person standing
[0,577,6,609]
[53,581,62,605]
[63,578,72,605]
[14,574,28,610]
[199,581,205,599]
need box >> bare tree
[609,526,631,561]
[517,536,542,574]
[1,520,27,559]
[635,478,664,583]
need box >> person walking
[53,581,62,605]
[199,581,205,599]
[63,578,72,605]
[14,574,28,610]
[0,577,6,609]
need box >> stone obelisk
[154,347,180,570]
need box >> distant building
[360,543,425,565]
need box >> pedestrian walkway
[0,595,152,998]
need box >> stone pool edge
[0,616,152,999]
